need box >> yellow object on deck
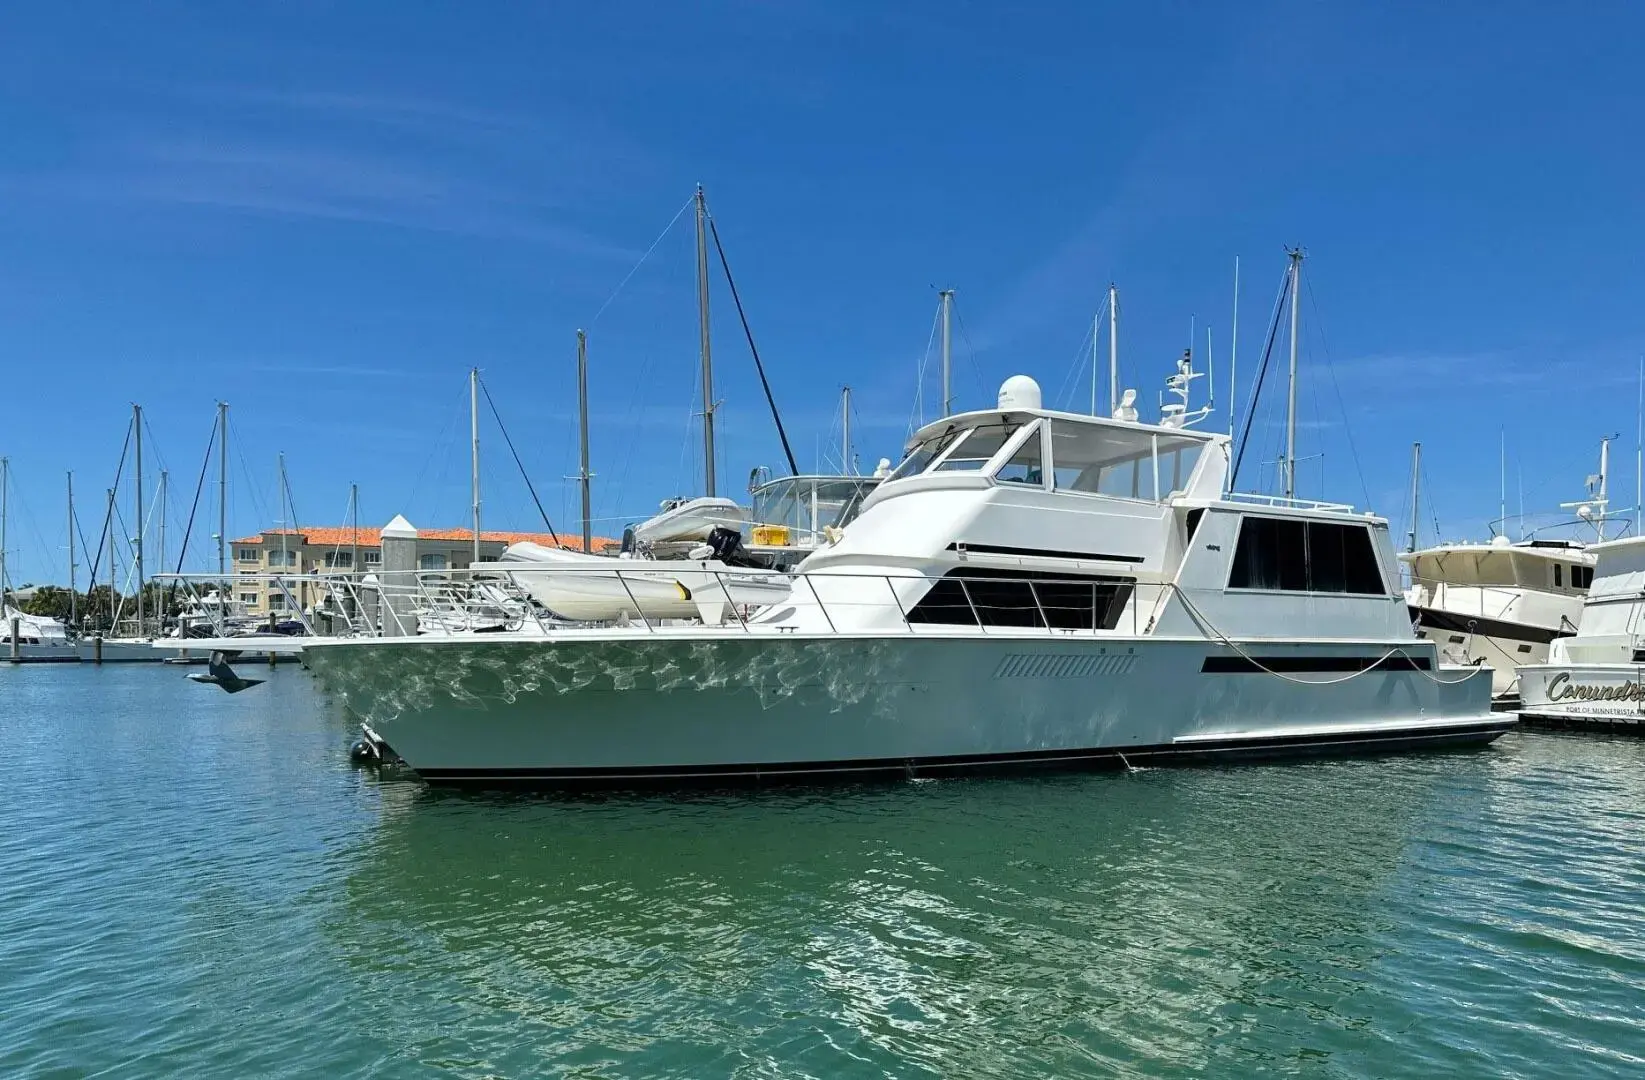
[752,524,791,547]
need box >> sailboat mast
[1407,442,1421,552]
[1499,429,1506,538]
[470,367,481,563]
[350,482,360,577]
[134,403,144,636]
[939,289,954,417]
[104,488,114,623]
[1108,282,1119,416]
[1599,436,1612,542]
[1229,257,1240,441]
[0,457,8,602]
[67,471,77,630]
[577,329,592,554]
[217,402,228,580]
[158,469,168,581]
[695,185,716,497]
[842,385,853,475]
[1283,250,1303,501]
[277,452,289,571]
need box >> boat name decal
[1547,672,1645,703]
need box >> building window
[1228,517,1385,595]
[363,550,382,566]
[237,548,260,563]
[238,593,258,606]
[267,593,287,610]
[419,553,447,571]
[267,550,297,568]
[324,551,354,568]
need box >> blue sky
[2,2,1644,584]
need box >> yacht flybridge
[301,368,1503,785]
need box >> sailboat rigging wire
[478,376,561,546]
[164,416,218,612]
[169,418,217,576]
[1305,273,1372,511]
[1228,267,1294,489]
[588,195,695,328]
[706,214,799,476]
[909,300,942,437]
[87,420,134,595]
[953,302,987,406]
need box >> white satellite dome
[997,375,1042,410]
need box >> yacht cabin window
[1554,564,1563,588]
[1228,516,1385,595]
[1572,564,1594,589]
[994,421,1046,485]
[888,428,963,481]
[1047,421,1206,502]
[930,423,1025,472]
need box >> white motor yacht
[1517,535,1645,729]
[1402,439,1618,704]
[1403,537,1593,703]
[301,371,1502,785]
[1,605,78,662]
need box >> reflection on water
[2,665,1645,1077]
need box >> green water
[3,665,1644,1078]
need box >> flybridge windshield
[891,423,1026,480]
[891,417,1207,502]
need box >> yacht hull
[1517,663,1645,730]
[2,641,80,663]
[303,634,1504,785]
[1409,605,1567,702]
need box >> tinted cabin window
[1553,564,1563,588]
[1572,565,1594,590]
[907,567,1135,630]
[1228,517,1385,594]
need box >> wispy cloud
[7,84,649,260]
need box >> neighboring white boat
[477,542,791,624]
[1518,534,1645,729]
[1403,537,1593,702]
[304,358,1502,786]
[0,604,78,662]
[745,473,882,567]
[1402,437,1616,703]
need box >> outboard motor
[705,526,775,570]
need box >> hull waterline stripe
[404,719,1514,784]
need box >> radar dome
[997,375,1042,410]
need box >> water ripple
[4,667,1645,1076]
